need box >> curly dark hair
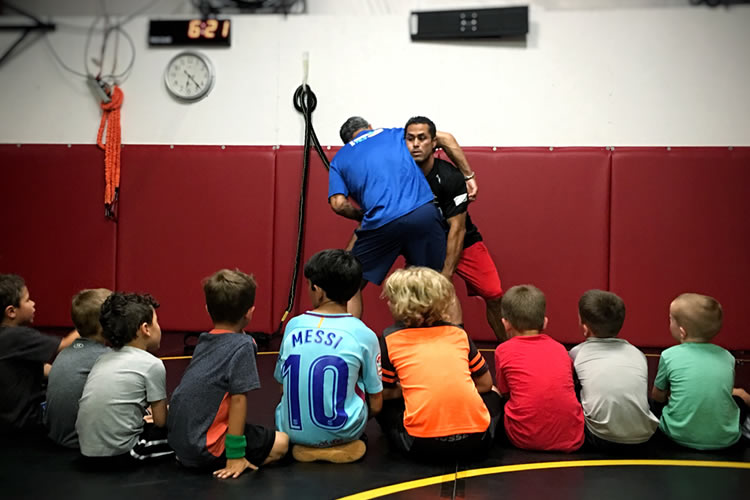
[100,292,159,348]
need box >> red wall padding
[454,148,611,342]
[2,144,748,350]
[115,146,276,332]
[0,145,116,327]
[609,148,750,349]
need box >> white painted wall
[1,3,748,146]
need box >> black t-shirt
[0,326,60,433]
[425,158,482,248]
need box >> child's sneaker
[292,440,366,463]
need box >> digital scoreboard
[149,19,231,47]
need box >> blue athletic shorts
[352,202,447,285]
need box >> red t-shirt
[494,334,584,452]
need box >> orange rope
[97,85,123,219]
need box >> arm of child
[148,399,168,427]
[213,393,257,480]
[57,329,80,353]
[652,354,670,403]
[651,386,669,403]
[367,391,383,418]
[732,387,750,406]
[472,369,494,394]
[382,385,402,400]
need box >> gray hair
[339,116,370,143]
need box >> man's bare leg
[446,294,463,325]
[485,297,506,342]
[347,280,368,319]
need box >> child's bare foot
[292,440,366,463]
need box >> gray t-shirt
[569,337,659,444]
[168,332,260,467]
[76,346,167,457]
[45,338,110,448]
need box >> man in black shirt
[404,117,505,341]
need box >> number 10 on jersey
[281,354,350,431]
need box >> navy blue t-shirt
[328,128,435,231]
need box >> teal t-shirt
[654,342,740,450]
[274,312,382,447]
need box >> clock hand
[183,70,202,90]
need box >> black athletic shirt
[0,326,60,434]
[425,158,482,249]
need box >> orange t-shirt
[380,323,490,438]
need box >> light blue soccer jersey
[274,312,382,447]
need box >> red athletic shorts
[455,241,503,300]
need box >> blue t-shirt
[274,312,382,447]
[328,127,435,231]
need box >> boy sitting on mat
[494,285,585,452]
[569,290,658,451]
[0,273,78,437]
[169,269,288,479]
[46,288,112,448]
[376,266,501,462]
[651,293,747,450]
[274,249,382,463]
[76,292,172,465]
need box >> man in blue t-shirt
[275,249,382,463]
[329,116,449,317]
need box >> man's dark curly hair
[100,292,159,348]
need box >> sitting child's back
[76,293,169,460]
[169,327,260,465]
[494,285,584,452]
[382,322,490,438]
[46,289,111,448]
[275,250,381,464]
[169,269,287,477]
[652,293,740,450]
[570,290,658,447]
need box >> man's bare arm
[442,213,467,278]
[436,131,478,200]
[329,194,364,221]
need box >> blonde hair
[71,288,112,337]
[671,293,723,341]
[383,267,456,327]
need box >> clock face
[164,51,214,101]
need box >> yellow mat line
[337,459,750,500]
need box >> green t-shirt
[654,342,740,450]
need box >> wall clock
[164,51,215,102]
